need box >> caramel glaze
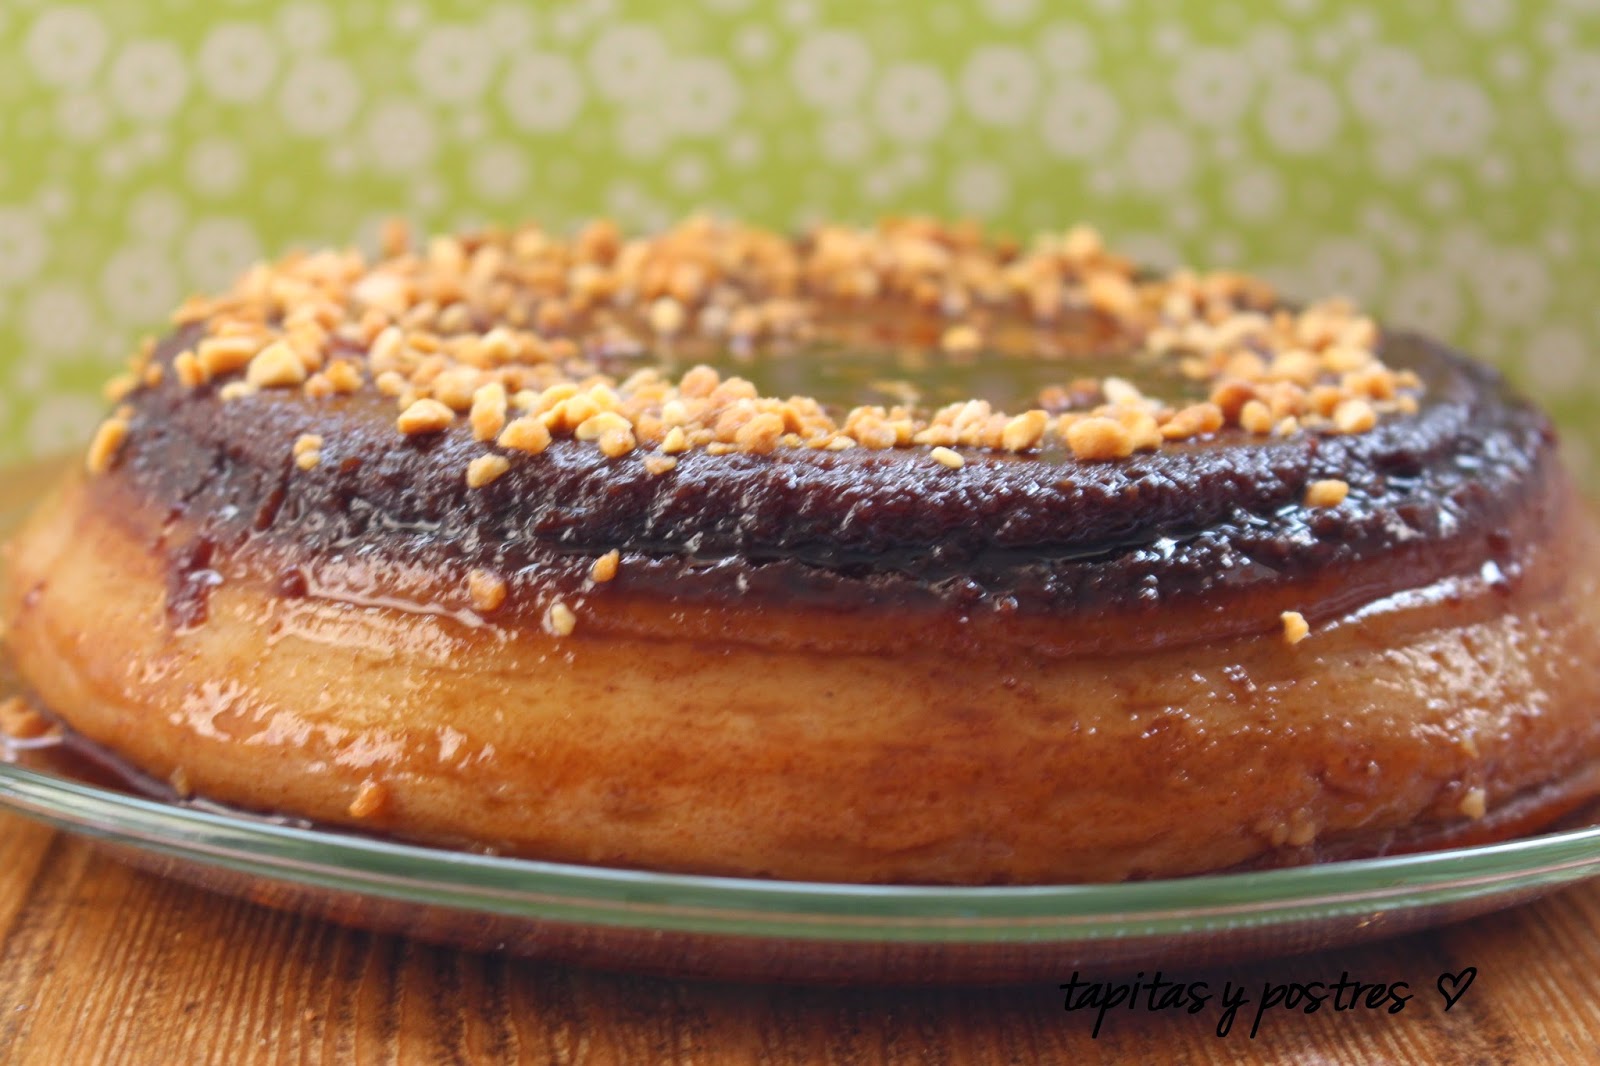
[105,325,1553,655]
[8,477,1600,883]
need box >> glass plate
[4,459,1600,984]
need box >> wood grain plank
[1,810,1599,1063]
[0,824,97,1056]
[0,816,64,952]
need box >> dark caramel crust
[107,327,1553,635]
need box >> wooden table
[2,811,1598,1063]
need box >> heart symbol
[1437,967,1477,1011]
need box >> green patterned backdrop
[1,1,1598,475]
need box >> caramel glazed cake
[4,216,1600,885]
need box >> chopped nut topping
[941,324,981,354]
[1459,787,1487,820]
[1257,816,1292,848]
[1000,410,1049,452]
[597,426,637,458]
[1304,479,1350,508]
[0,696,50,740]
[468,568,508,613]
[466,454,511,488]
[103,373,138,403]
[643,454,678,475]
[470,383,508,442]
[325,359,364,394]
[1281,610,1310,645]
[660,426,690,454]
[1239,399,1274,435]
[544,600,577,637]
[380,217,410,257]
[1285,809,1318,847]
[197,335,261,377]
[1332,399,1377,435]
[90,216,1424,483]
[1160,403,1223,441]
[246,341,309,389]
[679,364,720,398]
[498,416,552,455]
[85,417,130,475]
[348,779,390,819]
[293,432,323,470]
[397,398,455,435]
[173,349,206,388]
[574,410,631,442]
[1065,416,1134,461]
[734,412,785,454]
[590,550,620,583]
[930,446,965,470]
[649,296,687,336]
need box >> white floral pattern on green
[0,1,1597,478]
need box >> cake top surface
[73,218,1556,639]
[88,216,1419,488]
